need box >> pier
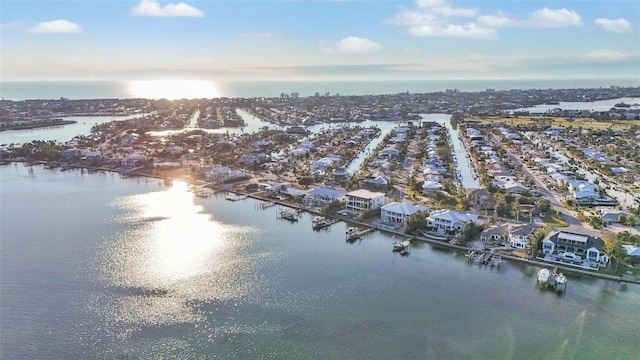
[277,208,300,222]
[466,249,503,268]
[225,193,248,201]
[312,216,339,230]
[346,227,374,241]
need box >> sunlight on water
[126,80,220,100]
[97,181,254,328]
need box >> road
[489,134,586,230]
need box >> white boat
[537,268,553,284]
[392,240,411,252]
[346,227,360,240]
[537,267,567,290]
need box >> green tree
[322,200,342,214]
[298,176,315,188]
[537,198,551,213]
[604,235,626,271]
[463,222,483,242]
[403,210,427,234]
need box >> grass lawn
[543,210,569,227]
[469,116,637,130]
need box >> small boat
[537,267,567,291]
[392,240,411,252]
[346,227,360,240]
[278,209,299,222]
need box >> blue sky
[1,0,639,81]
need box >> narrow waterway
[428,114,480,189]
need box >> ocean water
[1,164,639,359]
[2,79,639,100]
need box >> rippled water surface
[1,164,639,359]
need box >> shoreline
[6,160,640,285]
[206,177,640,286]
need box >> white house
[304,187,347,207]
[426,209,480,234]
[381,202,429,225]
[203,166,246,184]
[121,155,146,168]
[507,223,539,249]
[542,231,608,267]
[345,189,386,212]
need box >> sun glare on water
[126,80,220,100]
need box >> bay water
[1,164,639,359]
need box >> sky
[1,0,639,81]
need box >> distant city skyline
[1,0,639,81]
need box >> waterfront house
[541,231,608,267]
[507,223,539,249]
[380,202,429,225]
[202,166,246,184]
[480,224,508,242]
[121,154,146,168]
[303,187,347,207]
[426,209,480,234]
[345,189,386,212]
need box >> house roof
[307,187,347,198]
[547,231,604,251]
[622,245,640,257]
[428,209,479,224]
[382,202,428,215]
[347,189,386,199]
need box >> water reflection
[127,80,220,100]
[97,181,251,328]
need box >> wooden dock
[277,209,299,222]
[312,216,339,230]
[225,193,247,201]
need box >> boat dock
[392,239,412,255]
[537,266,567,291]
[466,249,503,268]
[312,216,339,230]
[277,209,300,222]
[346,227,374,241]
[225,193,248,201]
[256,201,277,210]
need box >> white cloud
[477,12,516,28]
[326,36,383,53]
[584,49,629,62]
[1,20,25,31]
[416,0,477,18]
[130,0,205,18]
[595,18,632,33]
[409,23,496,39]
[27,19,82,34]
[530,7,582,28]
[386,2,584,38]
